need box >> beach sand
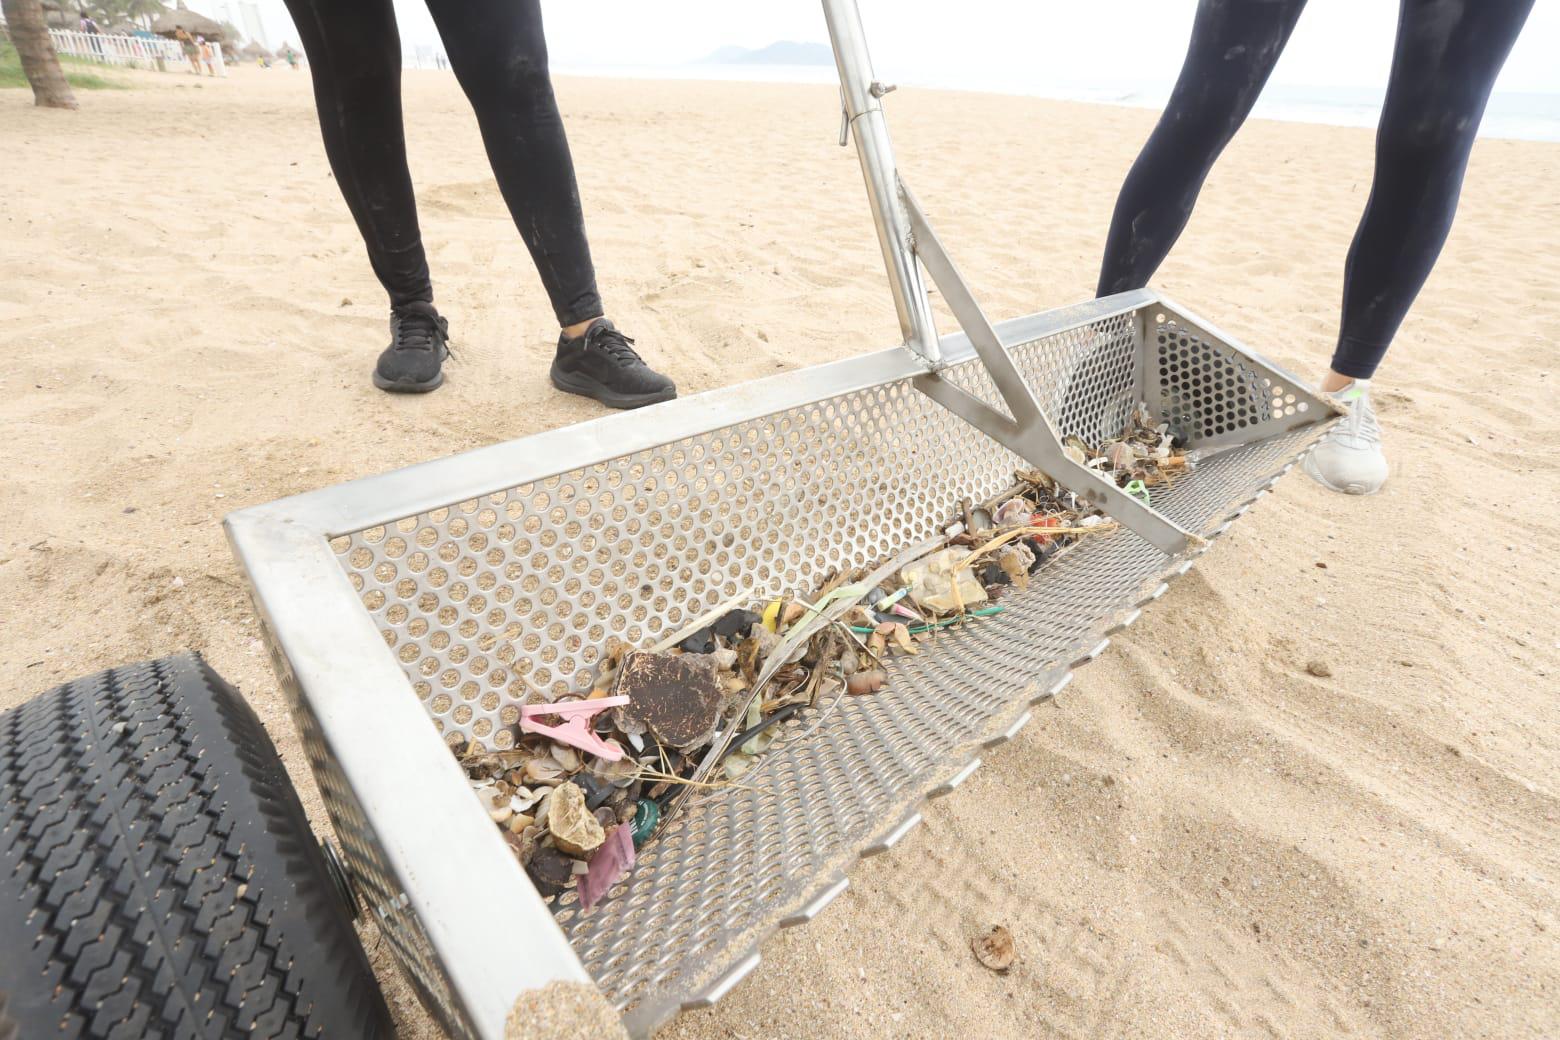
[2,66,1557,1039]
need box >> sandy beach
[2,64,1557,1039]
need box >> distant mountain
[699,41,834,67]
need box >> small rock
[340,297,352,307]
[972,925,1016,972]
[1306,659,1333,678]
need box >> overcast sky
[239,0,1560,95]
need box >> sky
[227,0,1560,97]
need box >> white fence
[45,29,227,77]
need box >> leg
[1329,0,1536,383]
[423,0,602,328]
[283,0,433,309]
[1097,0,1309,296]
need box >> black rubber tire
[0,654,391,1039]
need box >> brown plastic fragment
[615,650,724,750]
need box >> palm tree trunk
[1,0,79,109]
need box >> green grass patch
[0,42,127,91]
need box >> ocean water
[550,62,1560,144]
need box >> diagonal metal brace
[900,185,1196,556]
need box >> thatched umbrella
[240,41,273,61]
[152,1,224,41]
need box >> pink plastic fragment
[579,824,636,911]
[519,696,629,762]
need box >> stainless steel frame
[226,2,1341,1037]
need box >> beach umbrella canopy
[152,1,224,40]
[240,42,273,59]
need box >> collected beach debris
[972,924,1017,973]
[456,404,1195,907]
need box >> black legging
[283,0,603,327]
[1098,0,1534,380]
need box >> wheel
[0,654,391,1039]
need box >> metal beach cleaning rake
[226,2,1342,1036]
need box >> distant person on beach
[197,37,215,76]
[78,13,102,56]
[281,0,675,406]
[1098,0,1535,496]
[175,26,201,74]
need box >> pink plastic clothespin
[519,696,629,762]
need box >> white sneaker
[1303,381,1388,495]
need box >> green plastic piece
[631,799,660,846]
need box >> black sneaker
[550,318,676,409]
[373,302,450,393]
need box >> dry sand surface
[3,65,1558,1039]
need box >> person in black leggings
[283,0,675,407]
[1099,0,1534,494]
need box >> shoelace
[584,323,644,366]
[1336,383,1380,448]
[391,310,451,357]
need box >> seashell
[547,781,605,858]
[972,925,1016,972]
[1103,440,1138,471]
[846,669,888,695]
[524,758,565,784]
[993,498,1033,527]
[510,786,546,812]
[588,753,638,789]
[549,745,582,773]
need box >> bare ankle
[1320,370,1356,394]
[562,316,602,339]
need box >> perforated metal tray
[227,289,1338,1039]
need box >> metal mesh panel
[1151,311,1319,452]
[256,624,476,1040]
[325,302,1332,1034]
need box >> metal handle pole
[823,0,942,366]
